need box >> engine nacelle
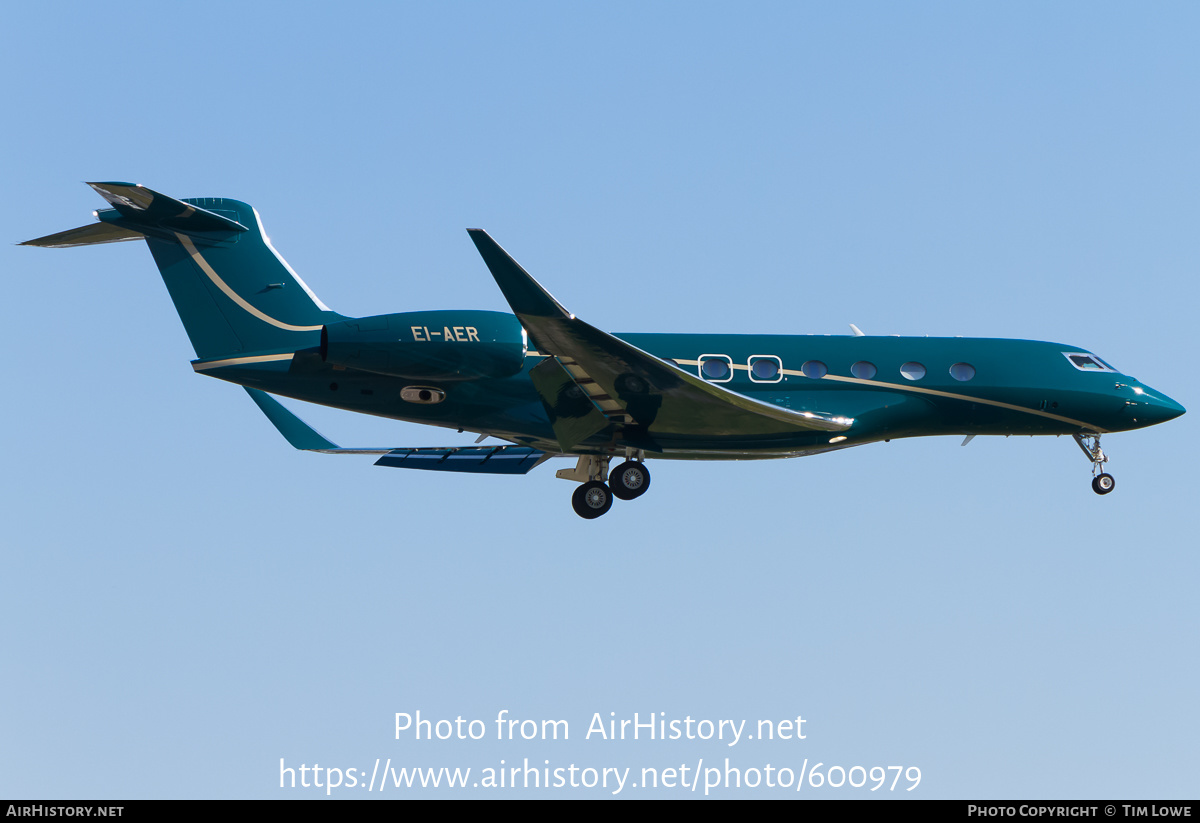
[321,310,527,381]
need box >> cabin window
[748,355,782,383]
[698,354,733,382]
[801,360,828,379]
[851,361,877,380]
[1063,352,1117,373]
[900,362,926,381]
[949,362,976,382]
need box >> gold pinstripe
[192,353,296,371]
[678,359,1104,431]
[176,233,324,332]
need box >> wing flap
[375,446,548,474]
[528,356,614,450]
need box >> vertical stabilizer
[23,183,346,360]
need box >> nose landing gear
[1074,433,1115,495]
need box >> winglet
[466,229,573,319]
[245,388,395,454]
[244,387,339,450]
[244,387,543,464]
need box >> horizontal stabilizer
[375,446,548,474]
[22,182,250,250]
[87,182,249,235]
[20,221,144,248]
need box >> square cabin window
[748,355,782,383]
[698,354,733,382]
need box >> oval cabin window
[949,363,976,382]
[851,361,877,380]
[801,360,828,379]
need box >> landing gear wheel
[572,481,613,519]
[1075,434,1115,496]
[609,461,651,500]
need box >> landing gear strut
[1074,433,1115,495]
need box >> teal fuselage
[199,331,1183,460]
[25,184,1183,470]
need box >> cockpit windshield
[1063,352,1117,373]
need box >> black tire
[1092,473,1116,495]
[572,481,613,518]
[609,461,651,500]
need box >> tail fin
[23,182,345,361]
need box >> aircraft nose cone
[1134,387,1186,426]
[1151,393,1186,423]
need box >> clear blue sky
[3,1,1197,798]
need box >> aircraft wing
[245,388,549,474]
[467,230,853,443]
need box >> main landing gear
[572,481,613,519]
[1074,433,1115,495]
[562,452,652,519]
[610,460,651,500]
